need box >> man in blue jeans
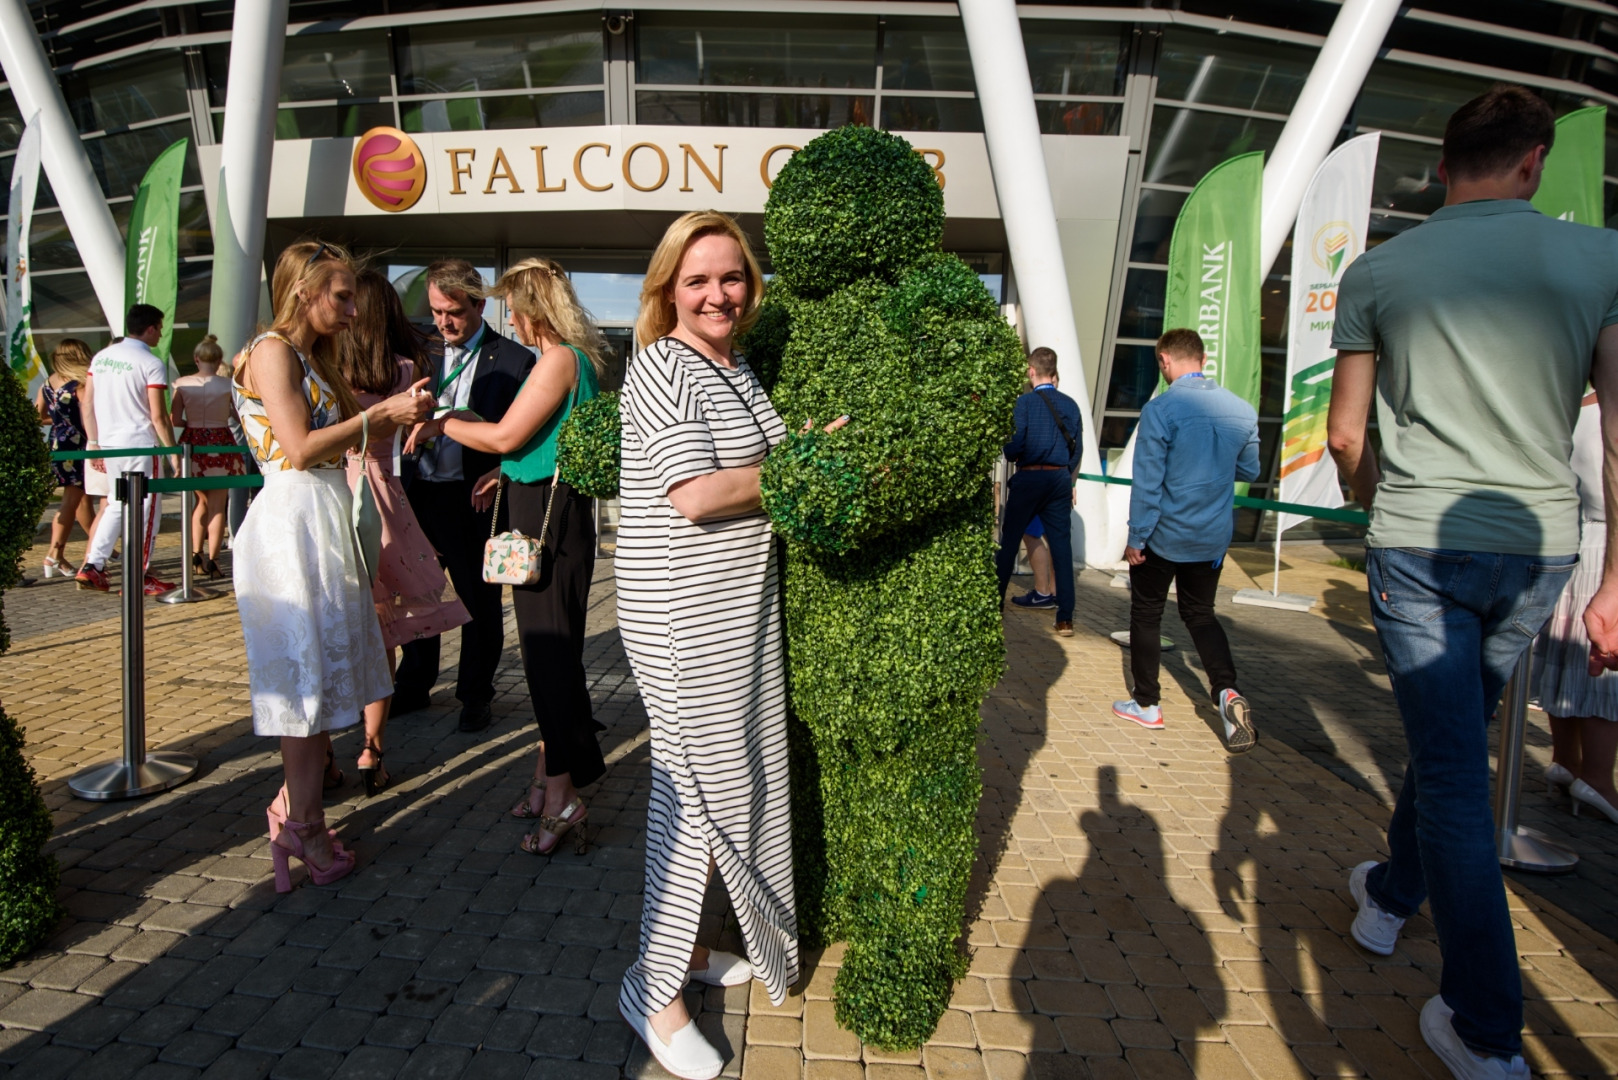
[1329,86,1618,1080]
[997,346,1081,636]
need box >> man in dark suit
[394,259,534,732]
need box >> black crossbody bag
[1034,390,1080,477]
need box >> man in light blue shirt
[1113,328,1260,753]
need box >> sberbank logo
[352,127,426,213]
[1310,221,1356,278]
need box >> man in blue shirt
[1113,328,1260,752]
[997,346,1082,636]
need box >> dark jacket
[430,321,536,483]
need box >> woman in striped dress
[615,212,798,1080]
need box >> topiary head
[764,126,944,299]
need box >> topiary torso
[743,126,1024,1049]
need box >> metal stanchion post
[1495,646,1578,873]
[68,470,199,801]
[161,444,220,604]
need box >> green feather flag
[124,138,189,376]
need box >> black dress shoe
[458,702,493,733]
[391,692,431,716]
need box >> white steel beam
[208,0,290,361]
[1260,0,1402,278]
[0,0,127,329]
[959,0,1108,563]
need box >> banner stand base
[69,751,198,801]
[159,584,223,605]
[1498,825,1579,874]
[1233,588,1315,612]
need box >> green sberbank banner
[1162,151,1264,411]
[124,138,189,374]
[1532,106,1606,226]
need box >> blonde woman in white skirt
[1538,391,1618,823]
[231,240,432,890]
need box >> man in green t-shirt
[1329,85,1618,1080]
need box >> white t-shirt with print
[88,337,167,449]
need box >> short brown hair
[425,258,486,304]
[1443,85,1555,182]
[1027,346,1058,378]
[1157,328,1205,361]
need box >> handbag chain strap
[488,344,585,544]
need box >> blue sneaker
[1112,699,1164,730]
[1011,589,1056,609]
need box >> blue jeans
[996,469,1074,621]
[1364,546,1576,1060]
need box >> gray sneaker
[1348,860,1405,956]
[1218,689,1256,753]
[1419,996,1528,1079]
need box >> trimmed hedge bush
[556,390,621,498]
[0,362,62,965]
[748,125,1025,1049]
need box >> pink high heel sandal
[265,789,343,849]
[267,794,355,893]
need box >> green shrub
[751,126,1025,1049]
[556,391,621,498]
[0,363,62,965]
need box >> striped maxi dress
[616,337,800,1016]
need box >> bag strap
[694,352,772,448]
[1034,388,1078,466]
[492,344,584,545]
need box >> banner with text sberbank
[1532,106,1606,226]
[1162,151,1263,411]
[4,114,43,394]
[1276,132,1379,535]
[125,138,189,378]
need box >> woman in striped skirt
[615,211,799,1080]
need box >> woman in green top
[410,257,605,855]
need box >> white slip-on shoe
[1420,996,1529,1079]
[1544,761,1575,794]
[1348,860,1406,957]
[687,950,754,987]
[621,1007,724,1080]
[1570,778,1618,823]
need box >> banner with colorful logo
[4,113,43,394]
[1532,106,1606,226]
[125,137,189,377]
[1276,132,1379,536]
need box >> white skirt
[233,468,392,737]
[1536,525,1618,721]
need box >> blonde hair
[193,334,224,369]
[50,338,93,383]
[252,239,362,419]
[636,210,764,349]
[490,257,607,381]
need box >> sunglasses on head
[304,243,328,268]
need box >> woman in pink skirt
[340,269,471,795]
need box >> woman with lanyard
[408,257,606,855]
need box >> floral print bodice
[232,332,345,472]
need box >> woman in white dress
[616,212,842,1080]
[231,240,431,891]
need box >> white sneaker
[1349,860,1406,956]
[1218,689,1256,754]
[686,950,754,987]
[1420,996,1528,1079]
[621,1007,724,1080]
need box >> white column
[0,0,126,329]
[1260,0,1401,277]
[959,0,1107,563]
[207,0,289,360]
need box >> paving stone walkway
[2,532,1617,1080]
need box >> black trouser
[1128,546,1238,708]
[509,478,605,787]
[395,478,505,707]
[995,468,1075,621]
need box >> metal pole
[161,444,220,603]
[68,471,199,800]
[1495,646,1578,873]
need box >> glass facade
[3,1,1617,538]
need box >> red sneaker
[143,575,178,596]
[75,565,111,592]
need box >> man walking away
[996,347,1081,637]
[1328,85,1618,1080]
[1111,329,1259,752]
[393,260,535,733]
[76,304,177,596]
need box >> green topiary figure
[744,125,1025,1049]
[0,361,62,965]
